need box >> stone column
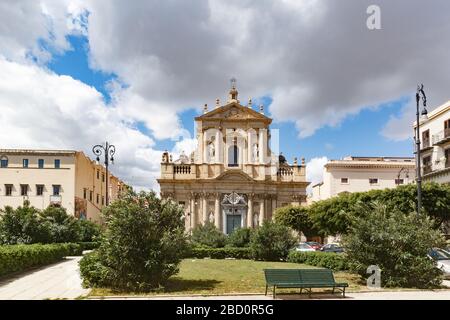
[247,194,254,228]
[190,194,196,229]
[202,193,208,224]
[214,193,221,230]
[198,131,204,163]
[259,128,267,164]
[247,130,253,164]
[271,196,277,220]
[259,196,265,226]
[215,129,222,163]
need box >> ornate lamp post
[92,142,116,206]
[415,84,428,214]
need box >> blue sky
[46,35,414,164]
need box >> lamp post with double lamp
[92,142,116,206]
[415,84,428,215]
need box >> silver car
[428,248,450,279]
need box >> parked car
[320,243,344,253]
[305,241,322,251]
[295,243,315,252]
[428,248,450,279]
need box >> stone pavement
[97,290,450,300]
[0,256,90,300]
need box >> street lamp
[92,142,116,206]
[415,84,428,215]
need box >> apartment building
[416,100,450,184]
[311,156,416,202]
[0,149,125,222]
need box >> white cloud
[0,57,161,190]
[306,157,328,194]
[381,100,416,141]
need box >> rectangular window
[0,158,8,168]
[36,184,44,196]
[89,190,93,202]
[395,179,404,185]
[54,159,60,169]
[5,184,12,196]
[102,196,105,205]
[341,178,349,184]
[369,178,378,185]
[96,193,99,204]
[38,159,44,168]
[422,130,430,148]
[20,184,28,196]
[23,159,29,168]
[445,119,450,137]
[102,173,105,182]
[97,170,100,179]
[52,185,61,196]
[83,188,87,199]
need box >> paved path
[0,256,90,300]
[98,290,450,300]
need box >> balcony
[423,164,432,175]
[49,195,62,205]
[421,138,432,151]
[432,128,450,145]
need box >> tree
[274,205,318,238]
[341,202,445,288]
[0,203,45,244]
[191,222,227,248]
[249,221,297,261]
[39,206,80,243]
[79,191,188,291]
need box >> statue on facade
[252,143,259,162]
[208,141,215,160]
[209,212,215,223]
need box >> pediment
[216,170,255,182]
[196,102,271,123]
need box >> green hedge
[187,247,252,259]
[287,251,349,271]
[0,243,81,277]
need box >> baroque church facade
[158,83,309,234]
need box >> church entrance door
[221,192,247,235]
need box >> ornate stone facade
[157,84,309,234]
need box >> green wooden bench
[263,268,348,298]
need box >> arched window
[228,145,238,167]
[0,156,8,168]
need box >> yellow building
[0,149,125,222]
[158,84,309,234]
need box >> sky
[1,0,450,192]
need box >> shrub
[226,228,252,247]
[39,206,80,243]
[79,191,188,291]
[0,243,77,277]
[287,251,349,271]
[76,219,102,242]
[0,204,48,244]
[187,247,252,259]
[249,221,297,261]
[341,202,446,288]
[191,222,227,248]
[78,241,101,251]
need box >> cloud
[306,156,328,194]
[81,0,450,138]
[0,57,161,190]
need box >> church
[158,81,309,234]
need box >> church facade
[158,83,309,234]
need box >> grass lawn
[90,259,365,297]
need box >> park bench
[263,268,348,298]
